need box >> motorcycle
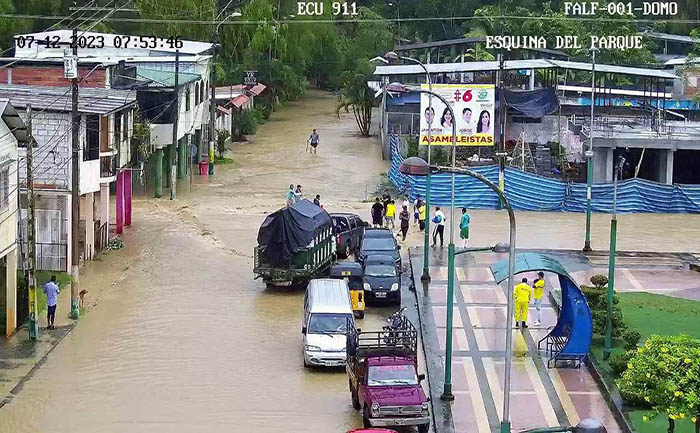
[383,307,408,345]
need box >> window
[195,83,200,105]
[122,110,129,140]
[84,115,100,161]
[185,86,191,111]
[200,80,205,103]
[0,167,9,211]
[114,113,122,145]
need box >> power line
[0,13,696,25]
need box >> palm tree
[336,59,376,136]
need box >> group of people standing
[513,272,546,328]
[369,190,471,248]
[285,184,322,208]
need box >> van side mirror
[302,327,307,334]
[356,328,361,333]
[418,374,426,382]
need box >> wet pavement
[409,238,700,433]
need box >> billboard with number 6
[420,84,495,146]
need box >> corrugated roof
[230,94,249,108]
[374,58,677,79]
[641,31,700,44]
[136,68,200,87]
[0,98,28,144]
[394,37,486,51]
[249,83,266,95]
[0,84,136,114]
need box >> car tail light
[338,235,342,244]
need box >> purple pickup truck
[346,317,430,432]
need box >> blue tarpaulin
[388,135,700,214]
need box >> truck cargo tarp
[503,88,559,118]
[257,199,331,266]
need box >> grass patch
[628,410,695,433]
[588,292,700,433]
[32,271,71,314]
[214,157,235,165]
[617,292,700,340]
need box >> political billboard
[419,84,495,146]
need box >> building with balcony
[0,84,136,272]
[0,99,27,337]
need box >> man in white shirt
[431,206,446,248]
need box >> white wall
[0,118,18,256]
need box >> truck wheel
[418,422,430,433]
[341,242,350,259]
[362,406,372,428]
[357,310,365,319]
[350,380,361,410]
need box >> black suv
[356,229,401,268]
[330,213,366,258]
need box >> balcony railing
[19,242,68,272]
[100,155,117,178]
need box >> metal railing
[100,155,117,178]
[20,242,68,272]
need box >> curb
[550,289,636,433]
[408,247,455,433]
[0,321,77,410]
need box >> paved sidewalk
[411,246,630,433]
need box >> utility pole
[70,27,80,320]
[583,47,598,252]
[209,46,216,175]
[26,105,39,340]
[170,50,180,200]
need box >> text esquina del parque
[486,35,645,52]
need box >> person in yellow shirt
[533,271,545,326]
[384,200,396,229]
[513,277,532,329]
[418,203,426,232]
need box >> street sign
[64,54,78,79]
[243,70,257,86]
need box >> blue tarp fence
[388,135,700,213]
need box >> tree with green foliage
[617,335,700,433]
[336,59,376,136]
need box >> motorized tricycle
[330,262,366,319]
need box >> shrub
[581,285,627,337]
[617,335,700,432]
[216,129,230,160]
[609,351,632,377]
[406,136,419,158]
[233,109,259,136]
[623,329,642,351]
[590,274,609,288]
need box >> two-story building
[0,84,136,272]
[10,30,216,197]
[0,99,27,337]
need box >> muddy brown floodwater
[0,90,394,433]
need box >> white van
[302,278,356,367]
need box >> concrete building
[373,58,700,184]
[0,99,27,337]
[0,84,136,272]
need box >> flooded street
[1,88,699,433]
[0,90,392,433]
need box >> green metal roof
[136,68,200,88]
[490,252,573,284]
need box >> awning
[216,106,231,115]
[504,88,559,118]
[249,83,266,96]
[230,94,250,108]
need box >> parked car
[363,227,395,239]
[357,233,401,269]
[362,255,401,305]
[302,279,355,368]
[331,213,366,258]
[346,316,430,432]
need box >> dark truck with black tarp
[254,199,336,287]
[346,315,430,432]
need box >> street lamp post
[399,156,517,419]
[385,51,433,283]
[584,47,598,252]
[603,155,625,360]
